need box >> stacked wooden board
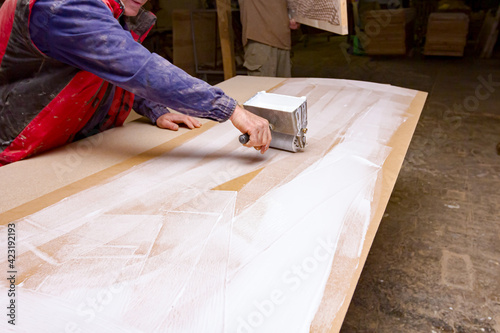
[423,12,470,56]
[361,8,416,55]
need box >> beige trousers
[243,40,291,77]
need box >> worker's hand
[289,19,300,30]
[156,113,202,131]
[230,105,272,154]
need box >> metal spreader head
[239,91,308,153]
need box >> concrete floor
[290,35,500,332]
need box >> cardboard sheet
[0,76,426,332]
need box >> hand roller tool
[238,91,308,153]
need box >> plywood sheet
[0,76,426,332]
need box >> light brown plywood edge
[311,91,428,332]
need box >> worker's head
[122,0,148,16]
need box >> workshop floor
[289,35,500,332]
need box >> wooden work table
[0,76,426,332]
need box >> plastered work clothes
[0,0,237,166]
[239,0,292,77]
[244,41,291,77]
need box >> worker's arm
[230,105,271,154]
[134,97,268,151]
[29,0,270,149]
[133,96,201,130]
[29,0,227,122]
[286,1,300,30]
[132,96,169,123]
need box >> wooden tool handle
[239,133,250,144]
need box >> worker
[238,0,300,77]
[0,0,271,166]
